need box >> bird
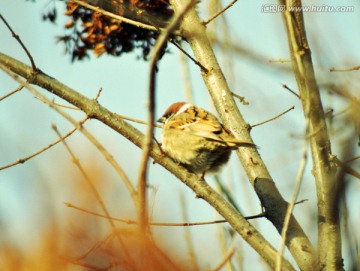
[157,102,256,176]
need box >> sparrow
[157,102,256,175]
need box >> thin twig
[330,156,360,180]
[203,0,238,25]
[282,83,301,99]
[231,91,249,105]
[329,65,360,72]
[50,100,80,110]
[344,155,360,163]
[324,108,334,118]
[53,126,134,266]
[65,201,266,226]
[37,96,83,110]
[0,119,86,171]
[251,106,295,128]
[295,199,308,205]
[211,247,236,271]
[0,14,37,70]
[276,138,308,271]
[137,0,197,231]
[94,87,103,100]
[0,84,24,101]
[115,113,162,128]
[171,40,208,72]
[74,232,114,260]
[269,58,291,63]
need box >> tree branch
[137,0,196,232]
[280,0,343,269]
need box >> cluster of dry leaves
[56,0,173,60]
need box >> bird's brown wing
[167,109,256,147]
[185,116,227,142]
[187,116,256,148]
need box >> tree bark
[279,0,343,269]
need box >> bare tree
[0,0,359,270]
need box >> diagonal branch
[0,14,37,70]
[202,0,238,25]
[0,119,85,171]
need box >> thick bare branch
[280,0,343,269]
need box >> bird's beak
[157,117,166,123]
